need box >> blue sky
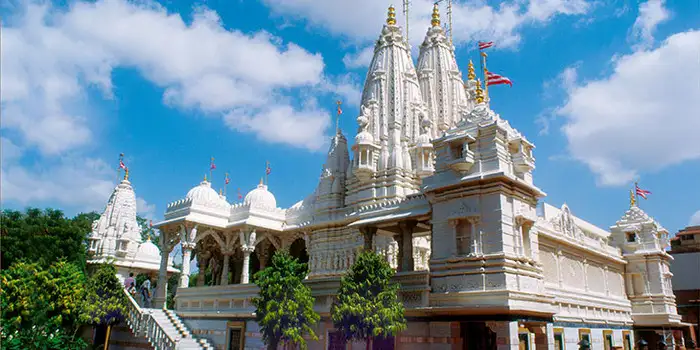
[2,0,699,237]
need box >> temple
[101,5,691,350]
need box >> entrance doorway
[461,322,497,350]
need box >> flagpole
[209,157,214,183]
[117,153,124,183]
[634,181,639,208]
[265,161,269,186]
[481,51,489,104]
[224,172,229,197]
[336,100,342,133]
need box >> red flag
[478,41,493,50]
[266,162,271,175]
[635,184,651,199]
[486,71,512,87]
[119,159,127,170]
[149,220,153,228]
[237,188,243,200]
[225,173,230,185]
[210,157,216,170]
[337,103,343,115]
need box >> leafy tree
[0,261,88,349]
[0,208,95,270]
[81,263,127,327]
[331,251,406,350]
[253,251,320,350]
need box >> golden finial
[259,178,264,185]
[467,60,476,80]
[431,3,440,27]
[387,5,397,25]
[124,168,130,181]
[204,174,208,182]
[630,190,636,207]
[475,79,484,104]
[219,188,223,195]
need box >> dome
[134,239,161,265]
[355,130,374,144]
[244,182,277,209]
[186,180,228,207]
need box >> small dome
[355,130,374,144]
[134,239,161,265]
[244,182,277,209]
[186,180,227,207]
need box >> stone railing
[123,288,147,337]
[174,270,431,317]
[122,288,177,350]
[176,283,259,316]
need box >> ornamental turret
[417,3,470,136]
[347,5,427,206]
[315,130,350,217]
[88,171,142,259]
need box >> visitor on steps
[141,276,152,308]
[123,272,135,289]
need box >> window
[579,329,591,345]
[623,331,632,350]
[681,234,694,241]
[455,220,472,256]
[626,232,637,243]
[451,142,464,159]
[226,322,245,350]
[521,222,533,257]
[554,328,564,350]
[604,330,614,350]
[518,333,530,350]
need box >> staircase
[123,289,214,349]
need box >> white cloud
[135,197,157,221]
[630,0,670,50]
[343,46,374,69]
[690,210,700,226]
[556,30,700,186]
[263,0,591,52]
[1,0,337,153]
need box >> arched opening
[289,238,309,264]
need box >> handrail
[121,288,179,350]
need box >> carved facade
[140,5,688,350]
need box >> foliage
[253,251,320,350]
[81,264,127,326]
[0,261,88,349]
[136,215,159,249]
[0,208,96,270]
[331,251,406,347]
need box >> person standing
[141,276,152,308]
[123,272,135,289]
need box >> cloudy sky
[2,0,699,235]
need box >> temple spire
[431,3,440,27]
[467,60,476,80]
[124,168,130,181]
[629,190,636,207]
[387,5,397,25]
[475,79,485,104]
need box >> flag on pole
[266,161,271,175]
[225,173,230,185]
[486,71,512,87]
[119,159,127,170]
[237,188,243,200]
[149,220,153,228]
[635,184,651,199]
[478,41,493,50]
[210,157,216,170]
[337,101,343,115]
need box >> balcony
[174,270,431,317]
[512,152,535,173]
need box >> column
[179,242,195,288]
[360,227,377,252]
[398,221,416,272]
[154,232,174,309]
[196,253,209,287]
[241,247,254,284]
[220,251,232,285]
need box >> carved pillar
[360,227,377,252]
[220,251,232,285]
[197,250,210,287]
[257,240,271,270]
[179,242,195,288]
[398,221,416,272]
[154,231,176,309]
[239,229,257,284]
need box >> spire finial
[630,189,636,207]
[431,3,440,27]
[124,168,130,181]
[387,5,397,25]
[467,60,476,80]
[475,79,485,104]
[259,177,264,186]
[204,174,208,182]
[219,188,223,195]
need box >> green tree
[331,251,406,350]
[0,261,88,349]
[0,208,95,270]
[81,263,127,349]
[253,251,320,350]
